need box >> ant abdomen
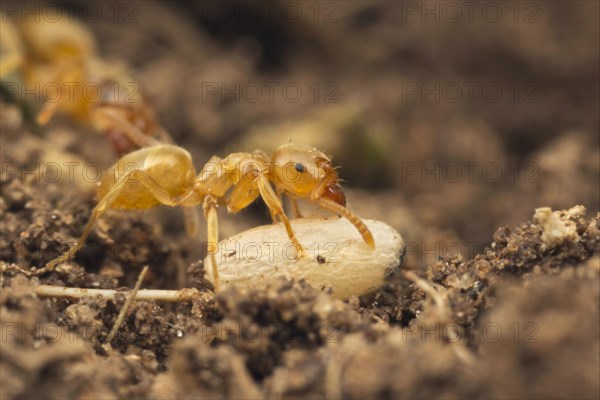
[97,145,196,210]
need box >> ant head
[271,143,346,206]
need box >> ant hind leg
[32,169,138,275]
[31,169,198,276]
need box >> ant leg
[36,85,65,125]
[269,188,284,223]
[36,170,199,276]
[256,175,304,258]
[119,172,219,290]
[36,59,84,125]
[288,196,303,218]
[183,207,201,238]
[92,106,161,148]
[202,195,220,292]
[36,169,139,275]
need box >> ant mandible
[32,143,375,291]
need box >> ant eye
[294,163,305,173]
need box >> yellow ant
[0,11,169,155]
[27,143,375,292]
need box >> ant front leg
[257,174,305,258]
[288,196,303,218]
[272,190,302,219]
[269,188,285,223]
[202,195,220,292]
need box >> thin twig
[104,266,149,345]
[34,285,205,302]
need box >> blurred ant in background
[1,11,170,155]
[1,10,202,236]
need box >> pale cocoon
[204,218,404,299]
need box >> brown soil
[1,2,599,399]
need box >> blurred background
[2,0,599,272]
